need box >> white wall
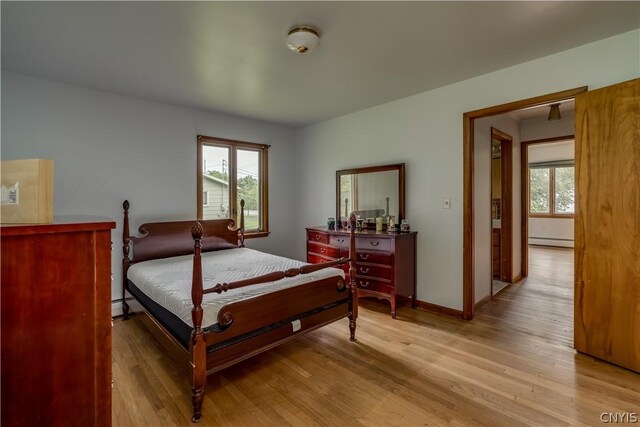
[295,30,639,310]
[474,115,521,303]
[527,141,575,248]
[529,218,574,248]
[1,72,299,305]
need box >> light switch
[443,198,451,209]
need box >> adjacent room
[1,2,639,426]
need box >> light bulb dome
[286,26,320,54]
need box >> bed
[121,200,358,423]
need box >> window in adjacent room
[529,161,574,217]
[197,135,269,237]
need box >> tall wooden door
[574,78,639,372]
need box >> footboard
[207,275,348,343]
[203,275,350,373]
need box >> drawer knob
[320,247,325,253]
[359,254,369,260]
[359,267,370,274]
[338,238,344,243]
[370,241,380,247]
[359,281,370,288]
[314,235,321,241]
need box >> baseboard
[529,238,573,248]
[397,297,464,319]
[111,296,142,318]
[512,272,524,284]
[474,294,491,310]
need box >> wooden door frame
[462,86,587,320]
[519,135,575,277]
[491,127,513,283]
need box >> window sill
[529,214,575,219]
[244,231,270,239]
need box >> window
[529,162,574,217]
[197,135,269,237]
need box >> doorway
[462,86,587,320]
[490,127,513,295]
[520,135,575,277]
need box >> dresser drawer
[307,231,329,244]
[307,253,337,264]
[308,242,341,258]
[355,251,392,265]
[355,278,393,295]
[356,237,391,252]
[355,264,392,280]
[330,234,349,248]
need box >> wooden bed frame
[121,200,358,423]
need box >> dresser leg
[391,294,397,319]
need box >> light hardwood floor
[113,247,639,426]
[480,246,574,347]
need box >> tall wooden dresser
[1,216,115,427]
[306,226,417,318]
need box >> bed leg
[190,332,206,422]
[349,314,357,341]
[191,373,205,423]
[122,299,130,320]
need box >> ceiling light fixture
[286,26,320,54]
[548,103,561,121]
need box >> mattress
[127,247,345,330]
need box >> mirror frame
[335,163,406,222]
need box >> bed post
[239,199,245,248]
[122,200,131,320]
[348,212,358,341]
[190,222,206,423]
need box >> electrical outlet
[443,198,451,209]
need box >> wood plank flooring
[479,246,574,347]
[113,247,639,426]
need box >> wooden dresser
[1,216,115,427]
[306,226,417,318]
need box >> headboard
[122,200,242,264]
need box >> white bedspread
[127,247,345,329]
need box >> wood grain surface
[1,218,115,427]
[574,78,640,372]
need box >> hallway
[476,246,574,347]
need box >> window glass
[530,168,550,214]
[202,145,231,219]
[554,166,575,214]
[237,149,261,232]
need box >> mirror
[336,163,405,224]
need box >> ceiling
[509,99,575,122]
[2,2,638,127]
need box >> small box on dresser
[306,226,417,319]
[1,159,54,224]
[1,216,115,427]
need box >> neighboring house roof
[203,174,229,186]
